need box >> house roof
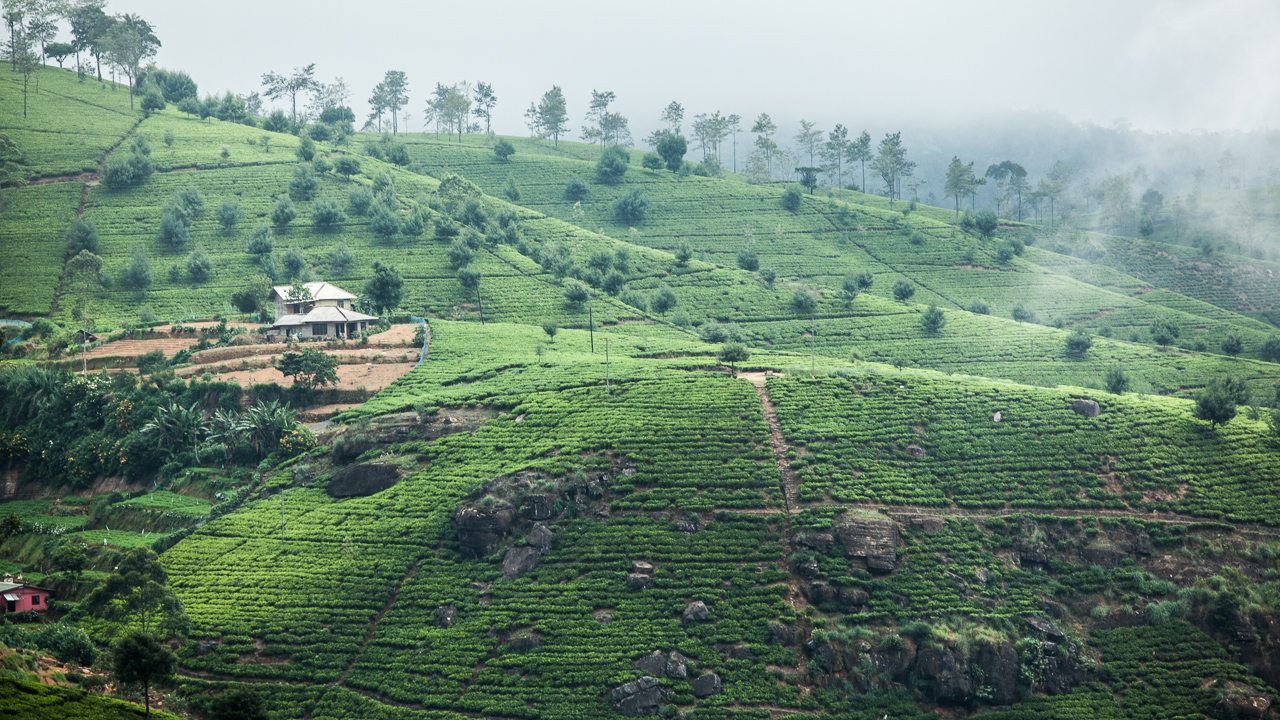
[269,281,358,302]
[0,582,51,594]
[0,582,18,593]
[269,306,377,330]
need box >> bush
[564,178,588,201]
[349,186,374,216]
[288,164,319,201]
[965,299,990,314]
[920,305,945,334]
[447,239,474,269]
[759,268,776,284]
[892,279,915,302]
[908,231,925,246]
[369,200,401,239]
[271,195,297,227]
[503,175,520,201]
[642,152,664,171]
[186,246,213,282]
[657,134,687,171]
[674,241,693,266]
[246,224,273,255]
[101,152,152,188]
[120,246,152,292]
[621,287,648,311]
[327,244,354,272]
[282,245,307,278]
[737,249,759,271]
[781,185,803,212]
[975,210,999,237]
[215,199,240,230]
[595,145,630,183]
[334,155,361,178]
[312,196,346,228]
[1150,319,1180,346]
[154,209,190,248]
[1065,328,1093,357]
[1011,305,1035,323]
[613,189,648,224]
[1221,332,1243,356]
[563,279,590,306]
[493,139,515,160]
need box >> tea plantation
[5,59,1280,720]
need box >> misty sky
[102,0,1279,140]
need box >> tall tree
[1218,148,1237,190]
[793,120,823,167]
[381,70,409,134]
[536,85,568,147]
[726,113,741,173]
[113,631,176,717]
[66,0,108,72]
[870,132,914,207]
[473,81,496,135]
[84,546,189,638]
[365,80,388,132]
[261,63,317,124]
[441,85,471,142]
[751,113,777,169]
[103,13,159,111]
[943,156,980,220]
[582,89,615,147]
[3,1,26,72]
[363,261,403,314]
[820,124,849,188]
[9,22,38,118]
[845,130,872,193]
[66,249,101,374]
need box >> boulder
[797,532,835,554]
[665,652,688,679]
[325,461,399,497]
[631,560,655,576]
[810,641,844,672]
[724,645,756,661]
[527,523,554,552]
[974,641,1019,705]
[1025,616,1066,639]
[675,518,699,534]
[627,573,652,590]
[633,651,667,677]
[502,546,542,579]
[610,676,671,717]
[767,623,796,646]
[838,587,870,610]
[194,641,219,656]
[1071,398,1101,417]
[434,604,457,629]
[508,633,541,651]
[454,505,515,559]
[992,411,1002,423]
[835,516,900,572]
[872,643,916,681]
[682,601,710,623]
[801,582,836,605]
[1080,544,1125,569]
[906,444,927,458]
[691,673,722,698]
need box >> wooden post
[589,305,594,353]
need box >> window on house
[31,595,39,606]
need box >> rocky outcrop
[974,641,1019,705]
[508,633,541,652]
[691,672,722,697]
[768,623,796,646]
[627,573,652,590]
[522,493,555,520]
[801,582,836,605]
[327,463,401,498]
[797,532,835,554]
[1025,616,1066,639]
[610,676,671,717]
[454,505,515,559]
[1217,680,1272,719]
[1071,398,1101,417]
[838,587,870,611]
[502,546,542,579]
[914,647,974,705]
[633,650,687,680]
[682,601,710,623]
[834,516,900,572]
[1043,643,1086,695]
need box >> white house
[266,281,378,340]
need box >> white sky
[103,0,1280,138]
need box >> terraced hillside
[6,61,1280,720]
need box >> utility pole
[589,305,594,353]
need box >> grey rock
[914,647,974,705]
[508,633,541,651]
[1071,398,1101,417]
[434,604,457,628]
[1044,653,1086,695]
[1217,681,1272,720]
[627,573,652,590]
[454,505,515,559]
[797,532,834,553]
[691,673,722,698]
[801,582,836,605]
[631,560,655,575]
[767,623,795,646]
[1025,616,1066,640]
[633,651,667,677]
[195,641,219,656]
[682,601,710,623]
[527,523,553,552]
[523,493,555,520]
[835,516,901,572]
[975,641,1018,705]
[502,546,542,579]
[665,652,688,679]
[610,676,671,717]
[838,587,870,610]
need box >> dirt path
[339,559,422,685]
[746,374,797,516]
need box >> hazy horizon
[93,0,1279,141]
